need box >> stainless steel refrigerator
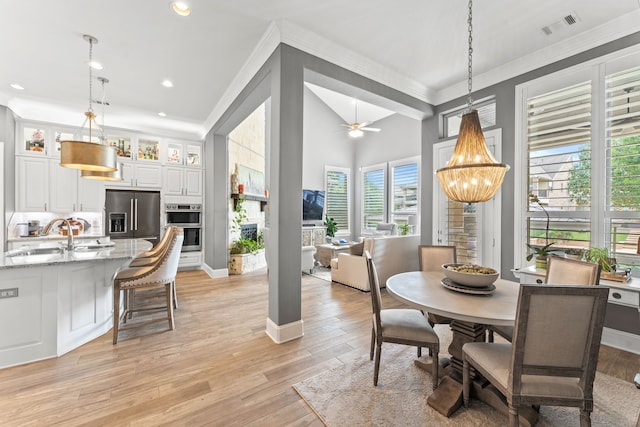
[105,189,161,244]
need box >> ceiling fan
[341,101,380,138]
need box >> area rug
[309,265,332,282]
[293,326,640,426]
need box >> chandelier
[60,35,117,172]
[81,76,123,181]
[436,0,509,203]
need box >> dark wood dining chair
[463,284,609,427]
[418,245,457,326]
[487,255,600,342]
[365,251,440,388]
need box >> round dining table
[386,271,537,426]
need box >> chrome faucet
[42,218,75,251]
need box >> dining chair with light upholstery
[113,228,184,344]
[463,284,609,427]
[418,245,457,326]
[488,256,600,342]
[365,251,440,388]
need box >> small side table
[315,243,355,267]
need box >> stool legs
[113,282,121,344]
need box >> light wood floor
[0,270,638,426]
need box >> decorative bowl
[442,263,499,288]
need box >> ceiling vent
[541,11,581,36]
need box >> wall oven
[165,203,202,252]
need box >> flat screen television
[302,189,325,226]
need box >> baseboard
[602,327,640,354]
[202,264,228,279]
[265,317,304,343]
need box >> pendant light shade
[80,77,123,180]
[81,164,123,181]
[436,110,509,203]
[59,35,118,173]
[435,0,509,203]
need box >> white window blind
[605,66,640,265]
[390,160,419,225]
[362,166,386,231]
[325,167,350,233]
[444,99,496,138]
[526,81,592,252]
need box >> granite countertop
[7,234,105,243]
[0,239,152,269]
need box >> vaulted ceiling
[1,0,639,139]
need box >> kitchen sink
[7,247,65,257]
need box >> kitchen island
[0,239,152,369]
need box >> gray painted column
[204,131,230,271]
[265,46,304,341]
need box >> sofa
[330,234,420,291]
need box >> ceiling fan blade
[362,127,381,132]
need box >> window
[361,157,421,234]
[389,157,420,228]
[443,98,496,138]
[325,166,350,234]
[517,50,640,271]
[361,164,386,231]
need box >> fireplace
[241,223,258,241]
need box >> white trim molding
[266,318,304,344]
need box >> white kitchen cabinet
[49,160,78,212]
[163,166,202,197]
[17,156,105,213]
[178,251,202,269]
[166,141,202,167]
[109,163,162,188]
[17,156,50,211]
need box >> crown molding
[279,20,436,103]
[434,9,640,105]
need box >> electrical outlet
[0,288,18,299]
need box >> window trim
[324,165,351,236]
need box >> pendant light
[60,35,117,172]
[436,0,509,203]
[81,77,123,181]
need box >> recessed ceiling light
[158,112,167,117]
[89,61,103,70]
[10,83,24,90]
[171,1,191,16]
[162,79,174,88]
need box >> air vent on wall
[541,11,581,36]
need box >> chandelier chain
[88,38,94,113]
[467,0,474,110]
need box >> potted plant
[228,197,266,274]
[526,242,555,269]
[398,223,410,236]
[324,216,337,243]
[583,247,615,273]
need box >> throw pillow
[350,242,364,256]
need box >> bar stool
[128,226,179,308]
[113,229,183,344]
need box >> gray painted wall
[423,31,640,280]
[302,86,352,191]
